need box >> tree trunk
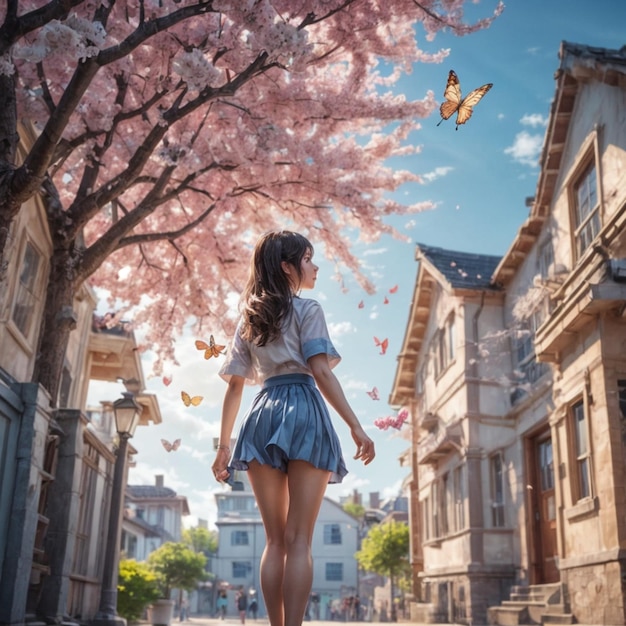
[32,248,80,404]
[0,71,20,276]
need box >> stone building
[0,122,162,623]
[390,42,626,625]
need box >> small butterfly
[195,335,226,359]
[383,296,389,305]
[358,300,365,309]
[389,285,398,294]
[162,375,173,386]
[437,70,493,130]
[181,391,203,407]
[161,438,181,452]
[366,387,380,401]
[373,337,389,355]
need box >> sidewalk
[164,617,461,626]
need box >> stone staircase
[487,583,574,626]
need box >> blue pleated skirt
[230,373,348,483]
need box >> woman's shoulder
[293,296,322,312]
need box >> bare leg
[248,461,289,626]
[283,461,331,626]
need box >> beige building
[0,123,162,622]
[391,42,626,626]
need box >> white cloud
[504,131,543,167]
[520,113,548,128]
[328,320,355,338]
[421,165,454,183]
[362,247,387,256]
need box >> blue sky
[87,0,626,528]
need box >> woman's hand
[212,447,231,482]
[351,426,375,465]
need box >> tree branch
[0,0,86,55]
[118,202,216,248]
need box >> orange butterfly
[161,438,181,452]
[374,337,389,355]
[181,391,203,407]
[366,386,380,401]
[437,70,493,130]
[195,335,226,359]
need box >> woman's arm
[308,353,375,465]
[212,375,245,480]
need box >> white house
[211,469,359,619]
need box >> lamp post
[93,381,143,626]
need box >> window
[433,315,456,378]
[447,315,456,362]
[432,331,443,378]
[573,162,600,257]
[231,530,249,546]
[490,453,505,527]
[11,240,43,340]
[325,562,343,581]
[122,531,138,559]
[323,524,342,545]
[422,496,430,541]
[431,482,439,538]
[538,239,554,279]
[453,465,465,531]
[440,473,449,536]
[572,400,591,500]
[511,307,550,403]
[73,447,99,575]
[232,561,252,578]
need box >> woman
[212,230,375,626]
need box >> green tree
[147,542,207,598]
[342,502,365,520]
[356,521,411,617]
[117,559,161,623]
[183,526,218,556]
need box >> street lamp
[93,381,143,626]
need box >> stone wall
[561,558,626,626]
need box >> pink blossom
[172,49,223,91]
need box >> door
[529,432,559,583]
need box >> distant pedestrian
[237,588,248,624]
[249,597,258,620]
[217,590,228,619]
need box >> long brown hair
[240,231,312,346]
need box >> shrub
[117,559,161,623]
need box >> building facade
[122,475,190,562]
[390,42,626,626]
[0,124,162,623]
[212,470,359,619]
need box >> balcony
[417,422,462,465]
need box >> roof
[389,244,503,407]
[493,41,626,285]
[416,243,501,290]
[127,485,178,498]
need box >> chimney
[155,475,164,488]
[369,492,380,509]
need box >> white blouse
[219,297,341,386]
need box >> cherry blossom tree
[0,0,503,401]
